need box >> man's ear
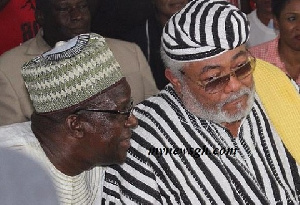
[65,115,85,138]
[165,68,182,94]
[35,9,44,26]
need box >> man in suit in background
[0,0,158,126]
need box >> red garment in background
[228,0,239,7]
[250,0,256,9]
[228,0,256,12]
[0,0,39,55]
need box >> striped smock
[102,85,300,204]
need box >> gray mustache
[222,87,251,106]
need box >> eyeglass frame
[73,99,134,118]
[180,54,256,94]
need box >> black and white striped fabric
[102,85,300,204]
[161,0,250,61]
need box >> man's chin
[191,94,254,124]
[215,110,248,123]
[181,81,255,124]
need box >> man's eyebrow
[200,65,222,74]
[199,50,248,74]
[232,50,247,61]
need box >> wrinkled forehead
[184,46,249,72]
[84,79,131,108]
[104,80,131,104]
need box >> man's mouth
[227,95,246,105]
[120,137,131,149]
[294,35,300,41]
[221,91,250,111]
[69,27,89,35]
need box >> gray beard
[181,82,255,124]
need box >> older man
[0,0,158,126]
[0,33,138,204]
[102,0,300,204]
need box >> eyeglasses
[74,100,134,118]
[181,56,256,94]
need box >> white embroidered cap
[22,33,123,113]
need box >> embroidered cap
[22,33,123,113]
[161,0,249,61]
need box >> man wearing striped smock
[101,0,300,204]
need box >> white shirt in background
[247,9,277,47]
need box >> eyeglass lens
[205,60,254,93]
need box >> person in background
[90,0,153,39]
[101,0,300,203]
[0,0,39,55]
[246,0,277,47]
[0,0,158,126]
[227,0,239,7]
[241,0,255,13]
[228,0,253,13]
[0,148,59,205]
[0,33,138,204]
[121,0,189,90]
[250,0,300,85]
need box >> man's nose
[125,114,138,128]
[69,7,83,21]
[223,74,244,93]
